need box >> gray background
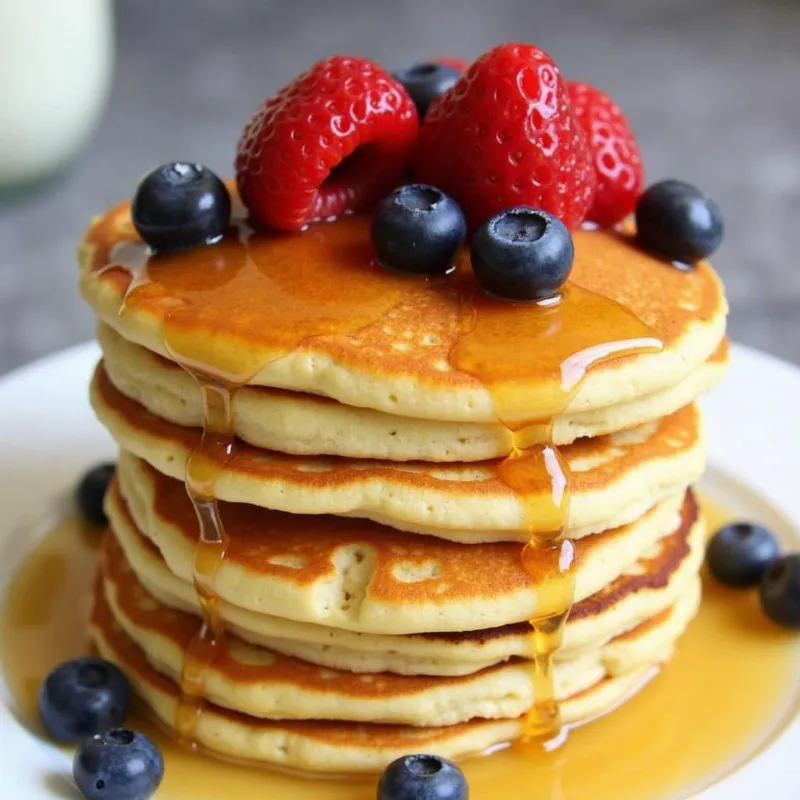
[1,0,798,374]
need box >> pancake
[92,367,706,541]
[78,202,727,427]
[113,452,688,634]
[98,321,729,459]
[90,584,669,772]
[99,538,701,727]
[106,490,704,675]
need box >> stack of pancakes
[78,202,728,774]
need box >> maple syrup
[96,209,671,743]
[85,207,738,751]
[98,214,439,743]
[2,500,798,800]
[449,282,662,739]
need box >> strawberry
[235,56,419,231]
[412,43,594,230]
[567,81,643,226]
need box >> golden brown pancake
[98,537,700,727]
[110,453,694,634]
[79,201,727,426]
[106,487,703,675]
[97,321,729,458]
[91,579,692,772]
[92,368,705,541]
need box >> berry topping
[73,729,164,800]
[471,207,574,301]
[76,462,115,526]
[377,754,468,800]
[567,81,643,227]
[372,184,466,275]
[236,56,419,232]
[413,42,595,230]
[392,62,461,119]
[131,163,231,252]
[635,179,724,265]
[707,522,780,587]
[38,658,131,743]
[759,555,800,629]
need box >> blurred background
[1,0,798,374]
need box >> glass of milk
[0,0,114,193]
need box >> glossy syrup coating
[79,203,726,424]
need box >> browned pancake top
[109,475,694,624]
[80,198,725,400]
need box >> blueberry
[759,555,800,629]
[372,184,466,275]
[377,754,468,800]
[38,658,131,743]
[392,63,461,119]
[131,162,231,252]
[74,729,164,800]
[706,522,780,587]
[76,462,116,526]
[635,179,724,265]
[470,207,574,301]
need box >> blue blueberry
[76,462,116,526]
[378,754,468,800]
[635,179,724,265]
[759,555,800,629]
[74,729,164,800]
[392,63,461,119]
[372,184,466,275]
[470,207,574,301]
[706,522,780,588]
[131,162,231,252]
[38,658,131,743]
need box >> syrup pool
[2,497,798,800]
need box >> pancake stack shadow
[78,205,729,774]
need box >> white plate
[0,341,798,799]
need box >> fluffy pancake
[112,452,689,634]
[90,585,672,772]
[107,487,704,674]
[98,322,728,459]
[92,367,705,541]
[99,538,700,727]
[79,203,727,426]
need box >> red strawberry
[567,81,643,226]
[413,43,594,230]
[235,56,419,231]
[435,56,470,73]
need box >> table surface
[1,0,798,375]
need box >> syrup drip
[100,211,664,749]
[449,282,662,743]
[100,213,430,747]
[169,379,237,745]
[5,502,800,799]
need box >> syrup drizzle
[6,502,800,799]
[100,211,664,750]
[100,212,430,747]
[168,378,237,744]
[449,282,662,743]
